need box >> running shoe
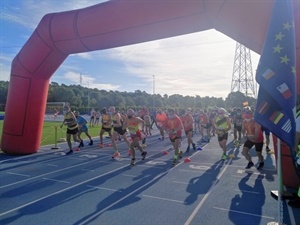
[66,150,73,155]
[75,147,80,151]
[186,146,190,153]
[245,161,254,169]
[88,140,93,146]
[141,151,147,160]
[257,162,264,170]
[130,158,136,166]
[112,152,120,158]
[192,143,196,151]
[78,140,84,148]
[221,154,227,160]
[98,143,103,148]
[172,158,177,167]
[178,150,183,159]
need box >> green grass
[0,121,101,147]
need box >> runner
[143,113,152,136]
[109,106,130,158]
[180,109,196,152]
[198,109,211,142]
[156,108,167,140]
[124,109,147,165]
[90,108,96,126]
[99,107,112,148]
[209,108,218,136]
[163,108,184,166]
[60,105,81,155]
[213,108,231,160]
[74,111,93,147]
[232,108,243,145]
[193,109,200,134]
[241,110,264,169]
[94,110,101,126]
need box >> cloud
[61,71,120,91]
[72,52,94,60]
[106,30,260,98]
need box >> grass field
[0,120,101,147]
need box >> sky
[0,0,260,99]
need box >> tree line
[0,81,256,113]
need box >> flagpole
[277,138,283,225]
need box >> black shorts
[114,126,127,135]
[185,129,193,136]
[201,123,212,129]
[243,140,263,152]
[67,127,79,135]
[101,127,112,133]
[218,133,228,142]
[170,136,181,143]
[234,125,242,132]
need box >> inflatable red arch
[1,0,300,155]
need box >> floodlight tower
[230,42,256,98]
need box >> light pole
[87,81,90,109]
[152,75,155,111]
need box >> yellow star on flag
[275,32,285,41]
[273,44,283,53]
[283,22,292,30]
[291,66,296,74]
[280,55,290,64]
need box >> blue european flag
[254,0,296,148]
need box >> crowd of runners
[60,104,271,168]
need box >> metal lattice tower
[230,42,256,97]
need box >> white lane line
[81,169,95,172]
[122,174,137,178]
[142,194,186,204]
[46,164,59,167]
[173,181,190,185]
[42,178,71,184]
[213,206,275,219]
[137,164,166,169]
[237,169,263,175]
[184,159,232,225]
[6,172,31,177]
[231,175,265,180]
[86,185,121,192]
[179,169,206,174]
[234,189,260,195]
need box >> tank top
[64,112,78,130]
[102,114,111,128]
[126,117,139,133]
[215,116,229,130]
[243,119,264,142]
